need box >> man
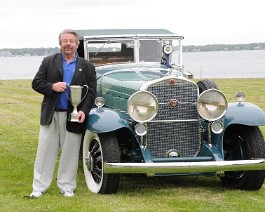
[30,29,96,198]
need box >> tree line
[183,42,265,52]
[1,42,265,56]
[0,47,60,57]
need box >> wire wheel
[83,131,120,194]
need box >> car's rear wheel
[83,131,120,194]
[197,79,218,94]
[220,125,265,190]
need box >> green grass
[0,78,265,211]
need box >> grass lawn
[0,78,265,211]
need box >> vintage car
[76,29,265,194]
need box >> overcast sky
[1,0,265,48]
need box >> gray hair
[58,29,80,45]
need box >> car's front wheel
[83,131,120,194]
[220,125,265,190]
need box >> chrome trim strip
[149,119,200,123]
[104,159,265,174]
[159,102,197,105]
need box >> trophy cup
[69,85,88,122]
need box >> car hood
[97,62,174,91]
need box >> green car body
[76,29,265,194]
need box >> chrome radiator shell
[141,77,200,158]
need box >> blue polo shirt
[55,53,77,110]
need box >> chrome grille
[146,122,200,157]
[147,79,198,120]
[145,78,200,158]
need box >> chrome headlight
[197,89,228,121]
[128,91,158,122]
[95,97,105,107]
[211,120,224,134]
[236,91,245,102]
[163,44,173,55]
[135,123,147,136]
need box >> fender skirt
[86,107,132,133]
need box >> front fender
[223,102,265,127]
[86,107,132,133]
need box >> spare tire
[197,79,218,94]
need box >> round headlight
[211,120,224,134]
[197,89,228,121]
[163,44,173,55]
[135,123,147,136]
[236,91,245,102]
[128,91,158,122]
[95,97,105,107]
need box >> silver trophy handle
[80,85,89,103]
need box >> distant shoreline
[183,42,265,52]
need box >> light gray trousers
[32,111,82,194]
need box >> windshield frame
[83,34,183,67]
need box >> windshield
[86,40,134,65]
[85,38,181,66]
[138,40,162,62]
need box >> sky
[1,0,265,48]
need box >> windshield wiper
[94,40,110,56]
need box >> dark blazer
[32,53,97,134]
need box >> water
[0,56,44,80]
[0,50,265,80]
[183,50,265,78]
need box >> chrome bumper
[104,159,265,175]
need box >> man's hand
[77,111,86,123]
[52,82,67,92]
